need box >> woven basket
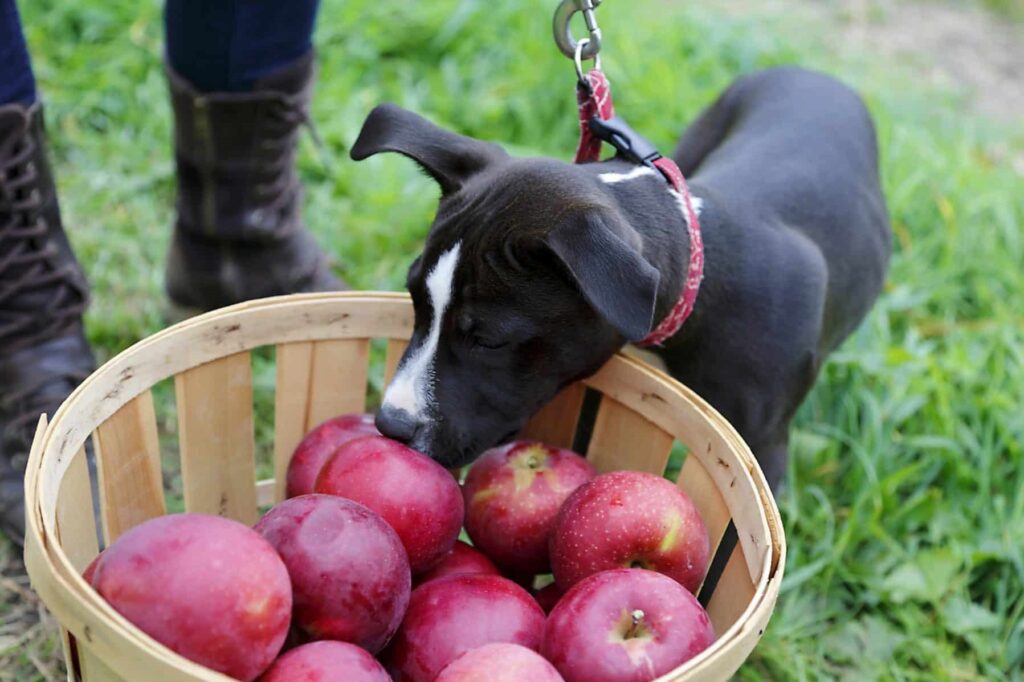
[24,292,784,681]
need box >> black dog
[352,67,891,488]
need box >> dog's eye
[456,313,474,336]
[472,335,509,351]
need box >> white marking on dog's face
[598,166,658,185]
[383,242,462,421]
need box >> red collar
[574,69,704,348]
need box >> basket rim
[24,291,786,681]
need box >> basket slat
[518,383,586,449]
[92,392,165,544]
[307,339,371,424]
[175,352,258,525]
[678,454,732,564]
[273,341,315,502]
[586,396,674,474]
[705,542,756,636]
[255,479,276,508]
[56,446,99,573]
[384,339,408,385]
[272,339,370,501]
[80,644,128,681]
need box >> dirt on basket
[0,540,64,682]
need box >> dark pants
[0,0,320,105]
[0,0,34,105]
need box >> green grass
[3,0,1023,680]
[972,0,1024,19]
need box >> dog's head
[352,104,661,467]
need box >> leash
[555,1,704,348]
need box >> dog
[351,67,891,489]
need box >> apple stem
[626,609,646,638]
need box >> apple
[258,641,389,682]
[90,513,291,682]
[550,470,709,593]
[382,574,545,682]
[413,540,499,587]
[82,552,102,585]
[254,494,410,653]
[462,441,596,576]
[434,643,564,682]
[532,582,563,614]
[286,413,379,498]
[314,435,463,573]
[543,568,715,682]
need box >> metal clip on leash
[573,39,601,85]
[554,0,603,82]
[554,0,660,167]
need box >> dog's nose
[375,406,419,445]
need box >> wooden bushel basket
[24,292,785,681]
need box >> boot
[0,102,96,546]
[164,52,345,314]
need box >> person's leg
[0,0,36,105]
[0,0,96,544]
[162,0,343,314]
[165,0,319,93]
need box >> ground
[2,0,1023,680]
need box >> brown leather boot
[0,102,96,545]
[164,52,345,314]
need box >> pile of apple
[84,413,715,682]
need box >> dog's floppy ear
[545,209,660,342]
[350,103,508,194]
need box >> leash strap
[574,70,615,163]
[574,70,704,348]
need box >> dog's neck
[595,162,728,349]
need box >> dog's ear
[350,103,508,194]
[545,209,661,342]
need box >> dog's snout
[375,406,420,445]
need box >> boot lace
[0,117,87,345]
[254,96,329,216]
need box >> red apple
[550,471,709,593]
[543,568,715,682]
[258,641,389,682]
[91,513,291,682]
[286,413,379,498]
[82,552,102,585]
[413,540,499,587]
[314,435,463,573]
[434,643,565,682]
[533,582,563,614]
[254,494,410,653]
[382,574,546,682]
[462,441,595,576]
